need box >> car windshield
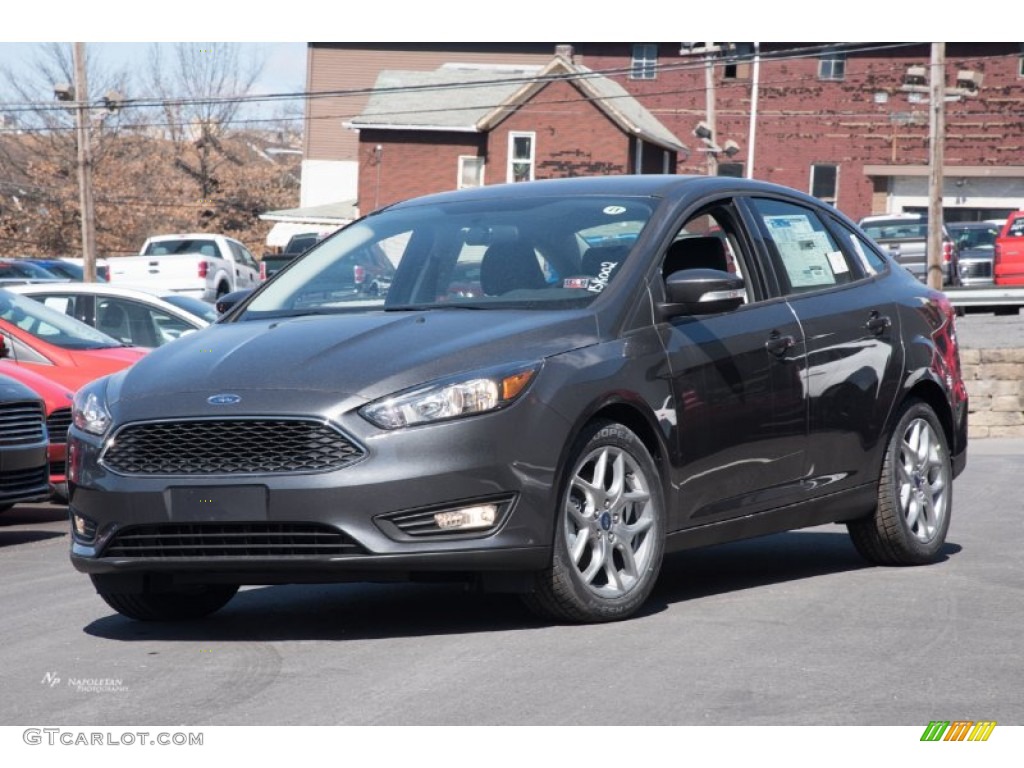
[0,261,61,280]
[950,225,999,250]
[242,195,654,318]
[0,289,125,349]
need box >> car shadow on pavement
[0,530,66,548]
[0,502,68,548]
[640,528,961,619]
[81,528,961,642]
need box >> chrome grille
[961,261,992,279]
[101,522,362,558]
[46,407,73,445]
[0,401,46,445]
[102,419,364,476]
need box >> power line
[2,43,1018,137]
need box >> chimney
[555,44,574,62]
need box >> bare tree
[144,43,265,202]
[0,43,136,255]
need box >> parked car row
[0,281,220,508]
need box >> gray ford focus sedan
[68,175,968,623]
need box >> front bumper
[67,400,569,584]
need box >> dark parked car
[23,259,110,282]
[0,373,52,512]
[260,230,338,281]
[67,176,968,623]
[948,221,1001,286]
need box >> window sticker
[764,214,837,288]
[587,261,619,293]
[563,277,589,290]
[826,251,850,274]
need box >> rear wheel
[848,400,952,565]
[524,420,665,623]
[92,579,239,621]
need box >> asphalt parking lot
[0,437,1021,727]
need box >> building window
[818,51,846,81]
[508,132,535,183]
[810,164,838,205]
[1018,55,1024,77]
[723,43,753,80]
[717,162,744,178]
[630,44,658,80]
[458,156,484,189]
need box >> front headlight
[72,384,112,436]
[360,363,539,429]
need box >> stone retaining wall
[961,348,1024,438]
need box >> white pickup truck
[109,233,262,301]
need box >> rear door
[743,197,902,498]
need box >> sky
[0,42,308,102]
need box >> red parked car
[0,289,147,394]
[0,290,147,500]
[993,211,1024,285]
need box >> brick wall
[960,348,1024,437]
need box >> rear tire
[524,420,665,623]
[92,579,239,621]
[848,400,952,565]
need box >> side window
[832,220,889,275]
[40,295,74,316]
[749,198,857,295]
[239,244,258,271]
[662,204,753,304]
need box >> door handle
[866,312,891,336]
[765,332,796,358]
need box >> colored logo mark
[920,720,996,742]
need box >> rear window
[1006,217,1024,238]
[144,239,219,257]
[860,220,928,241]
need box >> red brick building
[346,55,685,211]
[303,42,1024,223]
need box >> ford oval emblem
[207,394,242,405]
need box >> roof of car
[383,174,827,211]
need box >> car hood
[110,309,601,416]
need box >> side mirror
[215,289,254,315]
[658,268,745,319]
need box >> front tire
[848,400,952,565]
[524,420,665,623]
[92,579,239,621]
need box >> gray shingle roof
[348,58,686,152]
[349,66,543,131]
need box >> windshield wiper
[384,304,487,311]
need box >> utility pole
[927,42,946,291]
[704,42,717,176]
[746,42,760,179]
[72,42,97,283]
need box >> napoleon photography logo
[41,671,127,693]
[920,720,996,742]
